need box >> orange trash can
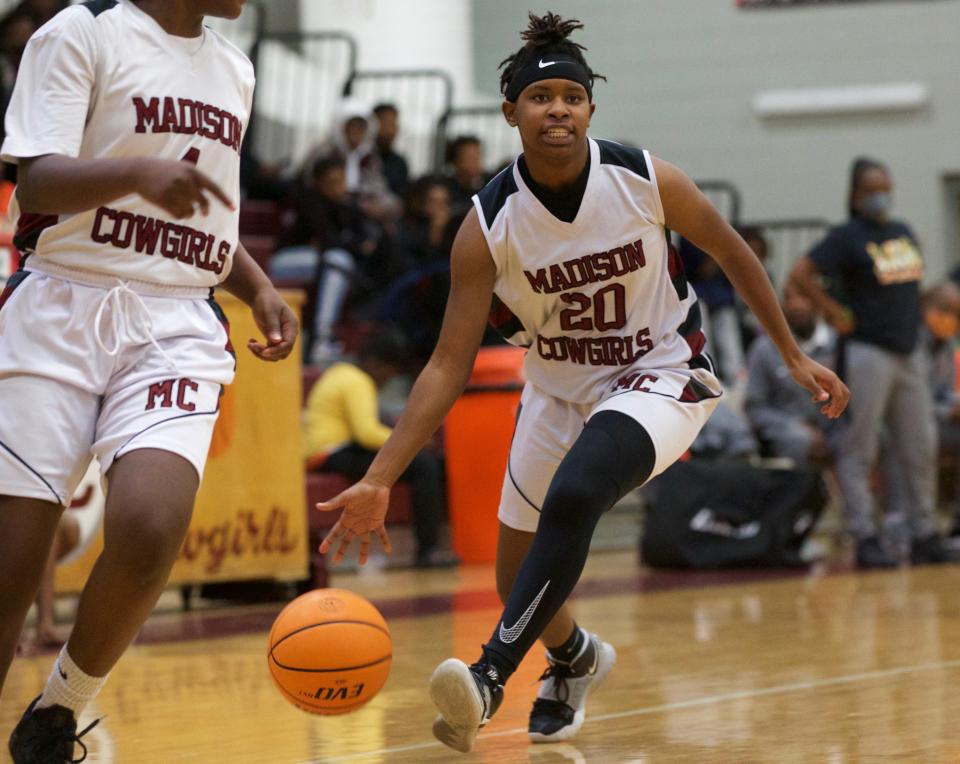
[445,346,526,564]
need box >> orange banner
[57,290,308,591]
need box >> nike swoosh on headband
[499,580,550,644]
[538,59,557,68]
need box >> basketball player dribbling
[318,11,849,754]
[0,1,298,761]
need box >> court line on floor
[314,658,960,763]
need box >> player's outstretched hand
[317,480,392,565]
[788,354,850,419]
[247,287,298,361]
[136,158,235,219]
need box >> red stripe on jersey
[685,329,706,357]
[0,282,16,312]
[679,375,717,403]
[0,271,29,311]
[13,213,58,254]
[206,297,235,358]
[489,297,516,328]
[667,242,683,280]
[488,295,525,340]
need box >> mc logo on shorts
[146,378,199,412]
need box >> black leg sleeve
[482,411,656,680]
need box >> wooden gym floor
[4,551,960,763]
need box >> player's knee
[540,473,609,533]
[111,537,177,588]
[105,507,191,586]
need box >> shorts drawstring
[94,281,181,373]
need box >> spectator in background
[745,282,835,467]
[444,135,487,216]
[19,0,69,27]
[0,1,68,128]
[789,157,949,568]
[372,102,409,197]
[0,1,68,122]
[739,225,770,272]
[688,401,757,461]
[304,329,458,569]
[735,225,772,350]
[916,282,960,542]
[240,136,290,203]
[0,5,34,181]
[396,175,455,267]
[270,157,379,364]
[679,236,746,385]
[304,98,400,226]
[0,6,32,89]
[377,176,457,360]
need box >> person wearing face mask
[745,282,835,466]
[789,157,948,569]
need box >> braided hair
[498,11,605,100]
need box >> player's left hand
[788,354,850,419]
[317,479,392,565]
[248,287,298,361]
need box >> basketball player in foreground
[0,1,297,761]
[319,12,848,753]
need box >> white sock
[36,647,108,715]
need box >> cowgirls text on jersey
[84,95,244,275]
[526,238,655,368]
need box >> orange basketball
[267,588,392,715]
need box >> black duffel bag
[641,460,827,568]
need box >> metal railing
[694,180,743,224]
[248,31,358,167]
[343,69,454,177]
[739,217,831,287]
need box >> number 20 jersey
[474,138,714,405]
[0,0,254,289]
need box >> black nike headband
[504,53,593,102]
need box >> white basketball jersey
[475,138,715,404]
[0,0,254,289]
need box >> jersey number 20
[559,284,627,332]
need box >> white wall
[473,0,960,280]
[292,0,478,172]
[299,0,478,102]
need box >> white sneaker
[429,658,503,753]
[528,632,616,743]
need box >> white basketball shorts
[0,266,236,505]
[499,367,722,533]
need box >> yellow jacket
[303,363,392,459]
